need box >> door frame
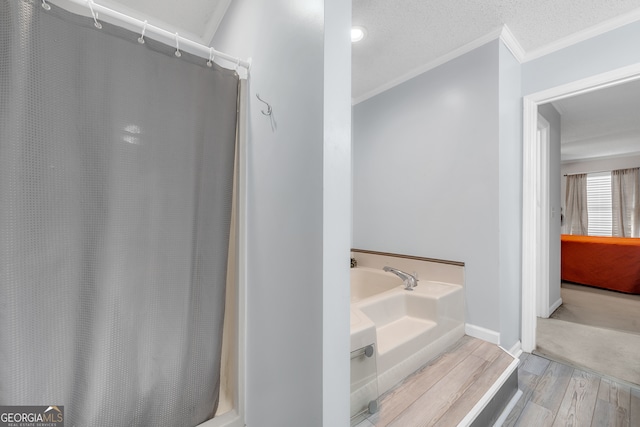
[536,113,550,319]
[521,64,640,353]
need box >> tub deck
[350,268,466,395]
[356,336,518,427]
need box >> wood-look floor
[356,335,514,427]
[504,352,640,427]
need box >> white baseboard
[465,324,500,345]
[502,340,523,359]
[548,298,562,317]
[493,389,523,427]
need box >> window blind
[587,172,612,236]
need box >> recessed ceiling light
[351,27,366,43]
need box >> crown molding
[352,8,640,104]
[523,7,640,62]
[561,151,640,165]
[352,26,504,105]
[499,24,525,62]
[549,101,565,115]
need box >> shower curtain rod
[47,0,251,72]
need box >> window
[586,172,612,236]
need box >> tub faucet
[383,266,418,291]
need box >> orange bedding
[561,234,640,294]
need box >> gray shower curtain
[0,1,239,426]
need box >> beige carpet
[550,282,640,335]
[537,283,640,386]
[536,318,640,386]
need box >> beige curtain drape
[612,167,640,237]
[217,79,246,417]
[564,174,588,235]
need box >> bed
[561,234,640,294]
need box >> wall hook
[256,93,272,116]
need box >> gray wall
[522,21,640,96]
[538,103,562,311]
[213,0,351,425]
[353,41,501,335]
[209,7,640,424]
[353,19,640,352]
[498,42,522,349]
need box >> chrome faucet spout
[383,266,418,290]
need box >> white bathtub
[350,267,465,395]
[351,267,402,302]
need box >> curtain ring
[138,20,148,44]
[41,0,51,10]
[86,0,102,29]
[174,33,182,57]
[207,47,214,68]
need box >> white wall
[213,1,351,426]
[498,42,522,349]
[322,0,352,425]
[538,103,562,311]
[353,41,501,336]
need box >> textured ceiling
[352,0,640,101]
[53,0,640,163]
[551,79,640,162]
[352,0,640,163]
[58,0,640,100]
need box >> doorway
[521,64,640,353]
